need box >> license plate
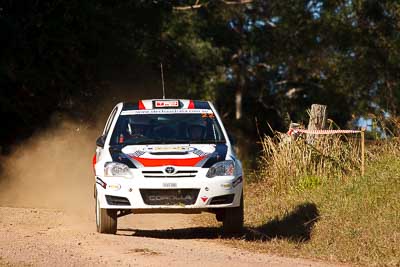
[162,182,177,188]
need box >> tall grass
[198,118,400,265]
[235,118,400,266]
[226,151,400,266]
[259,132,362,192]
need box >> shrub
[259,132,362,192]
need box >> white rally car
[93,99,243,234]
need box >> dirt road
[0,121,341,266]
[0,206,341,267]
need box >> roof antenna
[160,62,165,99]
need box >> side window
[103,107,118,136]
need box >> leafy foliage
[1,0,399,154]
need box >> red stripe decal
[188,100,195,109]
[131,156,205,167]
[92,153,97,174]
[138,100,145,110]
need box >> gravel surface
[0,206,342,267]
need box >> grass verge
[218,138,400,266]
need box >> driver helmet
[187,124,205,139]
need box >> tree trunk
[307,104,327,143]
[234,47,245,120]
[235,88,242,120]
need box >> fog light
[221,183,232,189]
[107,184,121,191]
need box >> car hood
[110,144,228,168]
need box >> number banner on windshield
[121,109,214,115]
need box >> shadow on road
[118,226,222,239]
[118,202,319,242]
[245,202,320,242]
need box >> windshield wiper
[151,139,226,144]
[120,138,226,146]
[188,139,226,144]
[157,139,191,144]
[122,137,162,145]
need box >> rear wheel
[222,191,244,234]
[95,195,117,234]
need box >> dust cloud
[0,117,99,215]
[0,73,167,216]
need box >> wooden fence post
[307,104,327,143]
[361,128,365,176]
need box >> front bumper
[95,167,243,210]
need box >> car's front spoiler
[95,175,243,210]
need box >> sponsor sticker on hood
[122,144,216,155]
[117,144,227,168]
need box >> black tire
[96,196,117,234]
[215,210,225,222]
[222,191,244,234]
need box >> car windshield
[110,113,226,145]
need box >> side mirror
[96,135,106,148]
[228,134,236,146]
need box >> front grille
[209,194,235,205]
[149,152,188,155]
[140,189,200,205]
[142,170,198,178]
[105,195,131,206]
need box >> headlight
[104,162,131,177]
[206,160,235,178]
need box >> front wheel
[95,195,117,234]
[222,192,244,234]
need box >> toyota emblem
[165,166,175,174]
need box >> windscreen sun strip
[120,109,213,115]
